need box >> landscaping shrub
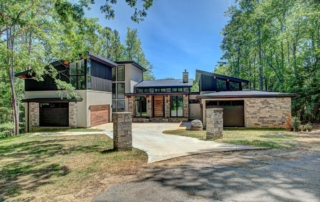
[291,117,301,132]
[305,122,313,132]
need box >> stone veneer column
[206,108,223,140]
[183,95,189,118]
[69,102,77,128]
[147,96,152,117]
[113,112,132,151]
[29,102,39,131]
[128,96,135,116]
[165,95,171,118]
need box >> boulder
[190,119,203,131]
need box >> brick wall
[245,97,291,128]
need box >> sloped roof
[195,70,250,84]
[88,52,118,68]
[135,79,194,88]
[115,61,147,72]
[197,90,297,99]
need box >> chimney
[183,69,189,83]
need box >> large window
[70,59,86,90]
[117,65,125,81]
[135,96,147,117]
[117,83,125,99]
[112,83,116,99]
[230,81,240,91]
[112,68,116,81]
[171,96,183,117]
[117,100,125,112]
[217,79,226,91]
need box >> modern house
[16,53,296,132]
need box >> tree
[217,0,320,122]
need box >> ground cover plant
[0,134,147,201]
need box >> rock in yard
[190,119,203,131]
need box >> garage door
[40,103,69,126]
[206,100,244,127]
[90,104,110,127]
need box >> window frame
[170,95,184,117]
[135,96,147,117]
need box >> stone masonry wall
[165,96,170,118]
[147,96,152,117]
[29,102,39,131]
[183,95,189,118]
[69,102,77,128]
[128,96,135,116]
[113,112,132,151]
[245,97,291,128]
[206,108,223,139]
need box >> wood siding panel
[90,104,110,127]
[154,96,164,117]
[207,105,244,127]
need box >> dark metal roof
[22,98,83,103]
[89,52,118,68]
[15,60,67,77]
[115,61,147,72]
[135,79,194,88]
[197,90,297,99]
[195,70,250,84]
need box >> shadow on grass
[0,137,112,199]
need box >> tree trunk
[7,26,19,135]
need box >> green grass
[29,128,103,133]
[0,134,147,201]
[163,129,295,149]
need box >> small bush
[285,115,292,131]
[305,122,313,132]
[291,117,301,132]
[298,125,305,131]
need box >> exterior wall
[129,64,143,93]
[189,104,201,120]
[165,96,170,118]
[183,95,189,118]
[147,96,153,117]
[25,90,112,128]
[128,96,136,116]
[29,102,39,131]
[201,97,292,128]
[245,97,291,128]
[69,102,77,128]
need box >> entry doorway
[153,95,164,117]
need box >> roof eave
[89,52,118,68]
[197,94,297,99]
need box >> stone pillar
[165,96,170,118]
[147,96,152,118]
[128,96,135,116]
[69,102,77,128]
[206,108,223,140]
[29,102,39,132]
[183,95,189,118]
[113,112,132,151]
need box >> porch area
[127,95,189,123]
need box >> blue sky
[83,0,234,79]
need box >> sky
[83,0,234,80]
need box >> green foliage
[216,0,320,122]
[291,117,301,132]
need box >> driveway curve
[96,123,263,163]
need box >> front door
[154,95,164,117]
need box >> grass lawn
[163,129,296,149]
[0,134,147,201]
[30,128,103,133]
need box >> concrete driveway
[96,123,263,163]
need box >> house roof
[197,90,297,99]
[135,79,194,88]
[195,70,250,84]
[15,60,67,77]
[115,61,147,72]
[88,52,118,68]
